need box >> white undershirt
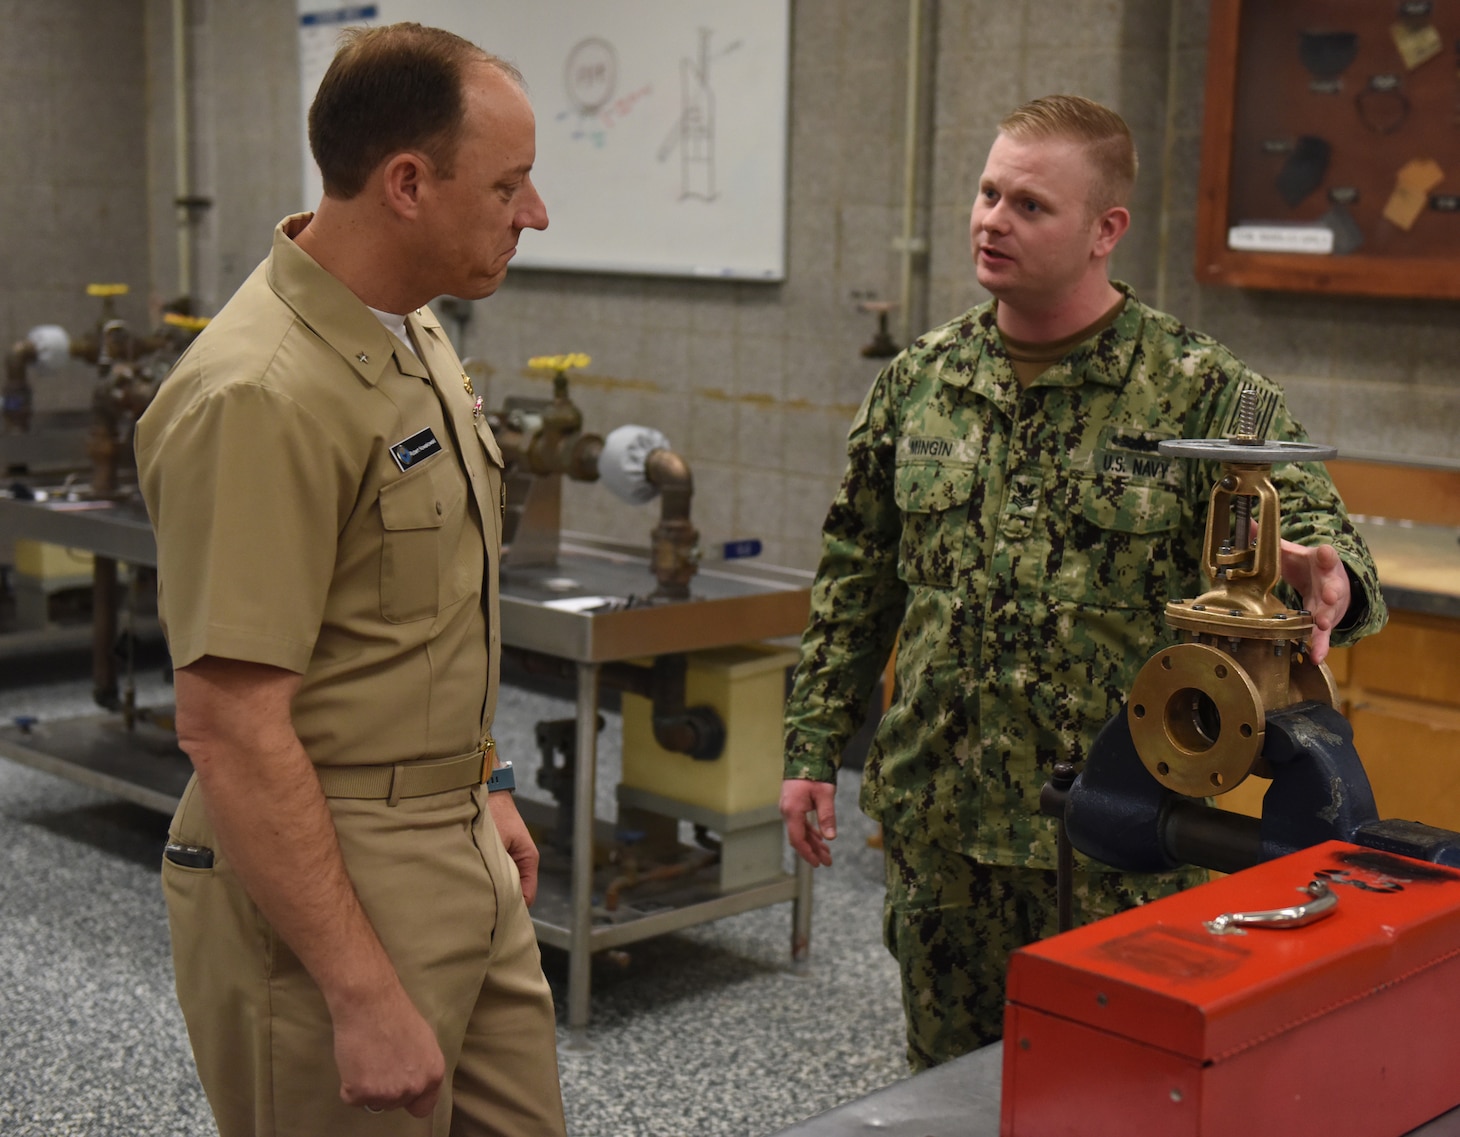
[367,306,419,360]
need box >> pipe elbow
[652,708,725,762]
[645,447,693,494]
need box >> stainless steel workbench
[0,493,817,1033]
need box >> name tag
[390,427,443,471]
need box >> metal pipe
[1160,797,1264,876]
[1050,763,1077,933]
[645,447,693,522]
[173,0,192,303]
[645,448,698,599]
[505,645,725,761]
[791,855,814,964]
[566,660,600,1042]
[4,340,37,432]
[603,849,718,912]
[92,556,120,711]
[1153,1,1183,312]
[895,0,925,347]
[642,654,724,761]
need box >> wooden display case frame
[1196,0,1460,299]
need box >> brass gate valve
[1128,388,1341,798]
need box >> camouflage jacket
[783,285,1387,870]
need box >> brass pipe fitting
[1127,388,1340,798]
[645,448,699,600]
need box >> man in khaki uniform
[136,24,564,1136]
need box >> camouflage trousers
[882,834,1207,1071]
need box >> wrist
[486,761,515,793]
[1334,562,1366,633]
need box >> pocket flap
[1069,472,1180,535]
[378,470,447,532]
[894,459,976,514]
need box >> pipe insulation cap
[599,424,671,504]
[26,325,71,373]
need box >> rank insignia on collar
[357,352,370,364]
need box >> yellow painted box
[12,539,94,583]
[620,644,798,816]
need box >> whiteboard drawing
[297,0,790,279]
[657,28,740,202]
[558,37,652,150]
[564,37,616,113]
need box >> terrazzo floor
[0,651,906,1137]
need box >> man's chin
[975,266,1015,298]
[451,275,507,302]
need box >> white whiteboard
[298,1,789,280]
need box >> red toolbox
[1001,841,1460,1137]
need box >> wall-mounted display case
[1197,0,1460,298]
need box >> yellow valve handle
[86,283,130,297]
[527,352,591,372]
[163,312,211,331]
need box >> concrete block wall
[480,0,909,572]
[142,0,303,318]
[0,0,151,412]
[5,0,1457,573]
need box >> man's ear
[1092,205,1130,258]
[380,152,430,219]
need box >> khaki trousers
[162,777,566,1137]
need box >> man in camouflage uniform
[780,95,1386,1071]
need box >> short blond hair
[998,95,1137,214]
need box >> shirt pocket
[378,466,449,623]
[893,458,977,588]
[1051,472,1181,609]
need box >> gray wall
[1,0,151,410]
[5,0,1457,571]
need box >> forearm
[1273,466,1387,645]
[784,535,905,780]
[175,661,400,1014]
[786,368,906,779]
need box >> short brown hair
[998,95,1137,214]
[308,22,522,199]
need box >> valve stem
[1230,386,1260,550]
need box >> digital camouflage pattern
[784,283,1387,872]
[883,834,1207,1070]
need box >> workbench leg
[92,556,119,710]
[566,661,600,1046]
[791,855,814,967]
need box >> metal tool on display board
[1041,386,1460,930]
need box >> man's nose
[978,199,1009,233]
[518,179,549,232]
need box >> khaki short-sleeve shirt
[136,214,506,767]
